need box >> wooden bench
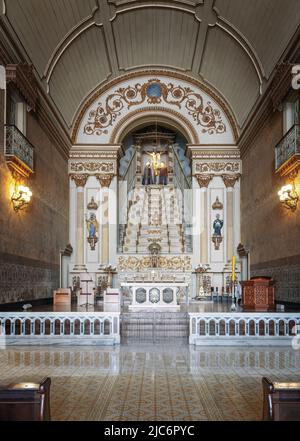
[262,377,300,421]
[0,377,51,421]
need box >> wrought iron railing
[275,124,300,170]
[5,124,34,172]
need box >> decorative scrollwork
[84,79,226,136]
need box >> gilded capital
[96,173,114,188]
[195,174,214,188]
[222,174,240,188]
[70,173,89,187]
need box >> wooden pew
[262,377,300,421]
[0,377,51,421]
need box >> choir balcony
[275,124,300,176]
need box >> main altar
[121,282,188,311]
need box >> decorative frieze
[118,255,192,271]
[195,162,240,173]
[69,161,115,173]
[194,174,214,188]
[83,78,226,137]
[221,174,241,188]
[70,173,89,187]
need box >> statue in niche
[213,213,223,236]
[86,213,99,250]
[158,161,168,185]
[142,161,154,185]
[212,213,223,250]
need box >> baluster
[61,320,64,335]
[285,321,289,336]
[265,320,269,336]
[255,321,259,336]
[21,320,25,336]
[50,320,54,336]
[205,321,209,336]
[275,321,279,336]
[225,321,229,336]
[70,320,74,335]
[31,321,34,336]
[10,320,14,335]
[80,321,84,336]
[235,321,239,336]
[90,321,94,336]
[245,320,249,336]
[41,320,45,335]
[216,321,219,336]
[100,321,104,335]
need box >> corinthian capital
[70,173,89,187]
[195,174,214,188]
[221,174,240,188]
[96,173,114,188]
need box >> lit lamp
[11,185,32,211]
[278,184,299,211]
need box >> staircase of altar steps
[121,312,189,343]
[121,185,189,254]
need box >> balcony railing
[275,124,300,173]
[5,124,34,175]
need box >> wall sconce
[11,185,32,211]
[278,184,299,211]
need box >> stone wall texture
[241,110,300,303]
[0,90,69,304]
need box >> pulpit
[241,276,275,311]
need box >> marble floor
[0,344,299,421]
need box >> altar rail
[189,313,300,346]
[0,312,120,346]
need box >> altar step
[121,312,189,343]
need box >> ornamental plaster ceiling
[1,0,299,137]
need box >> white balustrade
[189,312,300,345]
[0,312,120,345]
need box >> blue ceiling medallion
[146,83,162,98]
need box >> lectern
[241,276,275,311]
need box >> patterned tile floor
[0,344,300,421]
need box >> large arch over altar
[67,71,242,303]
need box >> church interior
[0,0,300,423]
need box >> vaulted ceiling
[1,0,300,137]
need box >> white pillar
[70,174,88,270]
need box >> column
[222,174,240,263]
[70,174,88,270]
[96,174,114,266]
[195,174,213,263]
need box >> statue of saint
[86,213,99,250]
[213,213,223,236]
[142,161,153,185]
[158,161,168,185]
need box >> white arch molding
[110,107,198,145]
